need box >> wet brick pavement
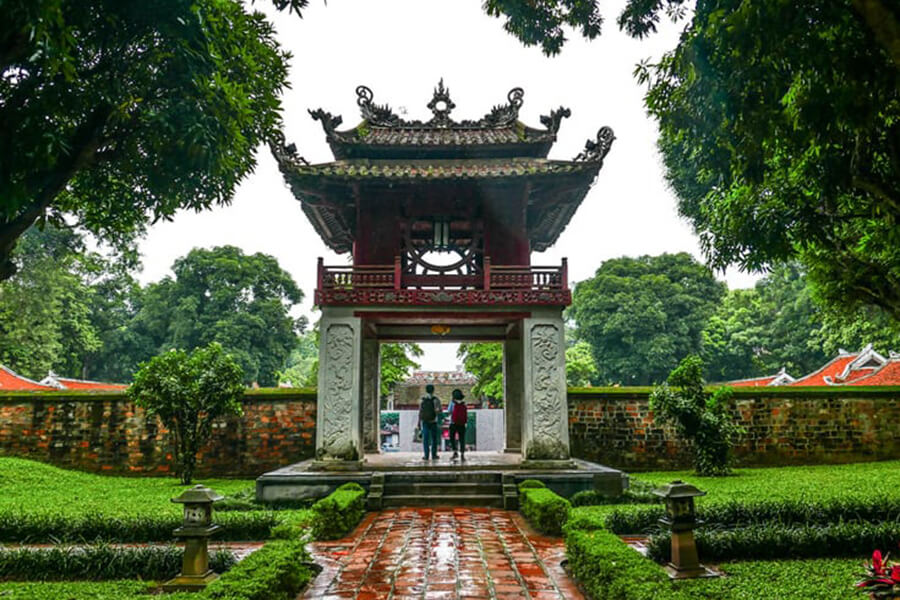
[304,507,583,600]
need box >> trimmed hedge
[605,497,900,534]
[520,488,570,536]
[310,482,366,541]
[0,544,235,581]
[204,540,315,600]
[647,521,900,563]
[517,479,546,491]
[0,510,281,543]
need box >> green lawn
[0,581,159,599]
[0,457,254,518]
[632,460,900,504]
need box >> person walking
[448,388,468,462]
[419,384,441,460]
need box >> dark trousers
[421,422,439,459]
[449,423,466,455]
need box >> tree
[649,355,741,476]
[571,253,725,385]
[629,0,900,321]
[278,328,319,387]
[457,343,504,402]
[482,0,602,56]
[131,246,304,387]
[129,343,244,484]
[380,343,423,398]
[1,0,290,281]
[0,226,102,379]
[566,340,599,387]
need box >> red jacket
[451,401,468,425]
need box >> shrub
[0,544,235,581]
[647,521,900,563]
[649,355,742,476]
[310,484,366,540]
[129,342,245,484]
[520,488,570,536]
[563,508,607,534]
[517,479,546,492]
[204,540,315,600]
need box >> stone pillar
[522,316,571,463]
[503,323,524,453]
[361,336,380,454]
[314,313,363,468]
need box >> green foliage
[481,0,602,56]
[310,483,366,541]
[204,540,315,600]
[517,479,547,491]
[379,343,423,397]
[632,0,900,321]
[129,343,245,484]
[0,544,235,581]
[0,581,157,600]
[572,253,725,385]
[565,340,598,387]
[650,356,741,475]
[457,342,503,402]
[519,488,571,536]
[0,0,290,282]
[278,328,319,387]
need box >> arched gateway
[260,82,622,502]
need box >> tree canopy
[571,253,725,385]
[457,343,504,402]
[631,0,900,320]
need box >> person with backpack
[419,384,442,460]
[448,388,468,461]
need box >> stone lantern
[653,480,715,579]
[162,484,224,592]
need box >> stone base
[309,460,365,472]
[663,564,720,580]
[520,459,576,470]
[162,571,219,592]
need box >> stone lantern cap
[171,485,224,505]
[652,480,706,500]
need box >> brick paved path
[304,508,583,600]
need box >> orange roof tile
[844,361,900,386]
[728,375,779,387]
[790,355,857,386]
[55,378,128,391]
[0,366,55,391]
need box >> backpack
[451,401,468,425]
[419,395,437,423]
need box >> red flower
[873,550,884,575]
[891,565,900,583]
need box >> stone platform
[255,452,626,507]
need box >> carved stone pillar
[361,336,380,454]
[503,323,524,453]
[314,314,363,468]
[522,316,571,463]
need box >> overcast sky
[135,0,759,370]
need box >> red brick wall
[0,390,316,477]
[568,387,900,471]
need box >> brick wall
[0,390,316,477]
[568,387,900,471]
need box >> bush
[649,355,742,476]
[0,544,235,581]
[517,479,546,492]
[563,508,608,534]
[520,488,570,536]
[647,521,900,563]
[310,484,366,540]
[204,540,315,600]
[604,497,900,535]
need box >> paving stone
[304,508,583,599]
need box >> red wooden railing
[317,256,568,292]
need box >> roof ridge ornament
[482,87,525,127]
[575,126,616,163]
[427,78,456,127]
[356,85,401,127]
[540,107,571,135]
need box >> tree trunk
[852,0,900,69]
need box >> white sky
[135,0,760,370]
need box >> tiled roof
[287,158,598,181]
[334,125,541,147]
[790,355,858,386]
[0,366,55,391]
[728,375,779,387]
[399,370,478,386]
[54,377,128,391]
[847,360,900,385]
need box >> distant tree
[380,343,424,397]
[482,0,602,55]
[134,246,304,386]
[571,253,725,385]
[566,341,598,387]
[278,328,319,387]
[0,1,292,283]
[629,0,900,321]
[814,306,900,358]
[129,343,244,484]
[650,355,741,476]
[457,343,504,402]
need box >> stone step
[382,472,502,484]
[383,482,502,496]
[381,494,505,508]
